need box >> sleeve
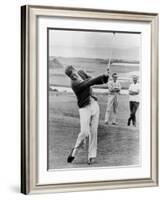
[78,70,91,80]
[76,74,109,91]
[128,84,132,92]
[108,81,113,91]
[118,81,121,90]
[136,84,140,93]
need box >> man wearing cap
[127,75,140,127]
[65,65,109,165]
[104,73,121,125]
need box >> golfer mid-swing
[65,65,109,165]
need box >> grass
[48,91,140,170]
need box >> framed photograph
[21,5,159,194]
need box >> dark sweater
[71,70,108,108]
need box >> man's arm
[108,81,121,93]
[129,91,139,95]
[108,81,113,92]
[78,70,91,80]
[116,81,121,93]
[129,84,139,95]
[73,74,109,92]
[114,82,121,93]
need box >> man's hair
[133,75,138,80]
[65,65,75,77]
[112,73,118,78]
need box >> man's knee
[106,107,111,112]
[80,130,90,137]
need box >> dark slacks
[128,101,139,125]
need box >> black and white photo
[47,29,141,169]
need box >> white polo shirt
[129,82,140,102]
[108,80,121,95]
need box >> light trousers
[104,95,118,123]
[73,99,100,159]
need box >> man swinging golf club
[65,65,109,165]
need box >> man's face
[113,76,117,82]
[70,70,82,81]
[133,77,138,84]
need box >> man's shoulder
[71,79,83,88]
[108,80,113,84]
[78,70,91,80]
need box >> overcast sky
[49,30,141,60]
